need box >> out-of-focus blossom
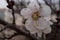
[51,14,57,22]
[0,0,8,8]
[4,10,24,26]
[2,28,16,38]
[13,0,30,13]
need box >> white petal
[37,31,42,37]
[37,18,51,34]
[40,4,51,17]
[27,1,40,13]
[21,8,32,19]
[36,18,51,31]
[25,19,38,34]
[42,26,51,34]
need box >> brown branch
[12,9,15,25]
[43,0,52,9]
[0,19,28,34]
[0,19,36,40]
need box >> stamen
[31,11,40,21]
[32,11,40,27]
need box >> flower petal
[40,4,51,17]
[21,8,32,19]
[42,26,51,34]
[21,1,40,19]
[27,1,40,13]
[35,18,51,31]
[25,19,38,34]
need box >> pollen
[31,11,40,21]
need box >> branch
[12,9,15,25]
[0,19,36,40]
[0,19,28,34]
[43,0,52,9]
[59,0,60,10]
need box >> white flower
[13,0,30,13]
[51,14,57,22]
[2,28,16,38]
[21,1,52,37]
[4,10,24,26]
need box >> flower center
[31,11,40,21]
